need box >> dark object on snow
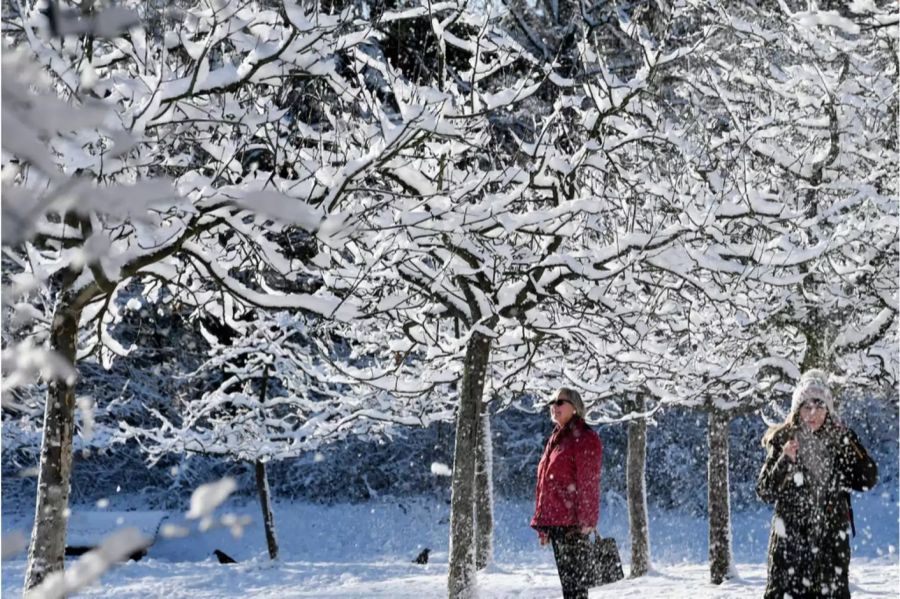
[63,513,167,563]
[214,549,238,564]
[412,548,430,564]
[65,545,147,561]
[129,547,148,561]
[586,534,624,586]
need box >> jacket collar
[550,417,584,444]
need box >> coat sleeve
[574,431,602,528]
[756,436,796,505]
[837,427,878,492]
[531,437,552,530]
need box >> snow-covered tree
[4,0,894,593]
[2,0,427,587]
[311,3,719,594]
[494,0,898,583]
[629,0,899,583]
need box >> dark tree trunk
[626,394,650,578]
[447,331,492,599]
[255,460,279,560]
[708,409,733,584]
[255,367,279,560]
[25,298,82,590]
[475,406,493,570]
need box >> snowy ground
[2,558,898,598]
[2,493,897,598]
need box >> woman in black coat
[757,370,877,599]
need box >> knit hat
[551,387,586,419]
[790,369,835,415]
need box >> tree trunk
[255,459,279,560]
[447,331,492,599]
[25,299,82,590]
[474,405,493,571]
[708,409,733,584]
[626,394,650,578]
[255,366,279,560]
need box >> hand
[538,531,550,546]
[783,438,799,462]
[580,526,594,536]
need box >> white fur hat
[790,369,835,415]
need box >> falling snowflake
[774,517,787,538]
[430,462,452,476]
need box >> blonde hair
[761,411,800,447]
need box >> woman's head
[549,387,585,426]
[790,369,835,432]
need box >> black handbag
[588,532,624,586]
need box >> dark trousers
[548,527,593,599]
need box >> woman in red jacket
[531,387,603,599]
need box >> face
[550,394,576,427]
[799,400,827,432]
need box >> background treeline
[5,384,896,513]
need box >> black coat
[757,418,877,599]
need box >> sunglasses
[801,399,826,411]
[550,398,572,407]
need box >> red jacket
[531,417,603,530]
